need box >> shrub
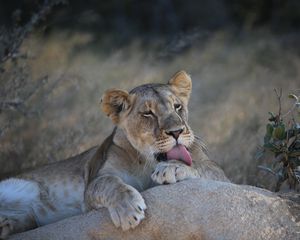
[259,89,300,191]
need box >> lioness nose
[165,128,184,140]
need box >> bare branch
[274,88,282,120]
[0,0,68,64]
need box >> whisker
[157,144,174,148]
[155,140,170,145]
[192,135,209,153]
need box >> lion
[0,70,229,239]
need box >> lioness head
[101,71,194,165]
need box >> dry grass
[0,29,299,187]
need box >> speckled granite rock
[10,179,300,240]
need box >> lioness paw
[151,162,197,184]
[0,216,13,240]
[108,186,146,231]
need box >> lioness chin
[0,70,229,239]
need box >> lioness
[0,71,229,239]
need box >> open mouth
[155,144,192,166]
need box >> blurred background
[0,0,299,189]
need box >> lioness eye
[174,104,182,111]
[142,110,154,118]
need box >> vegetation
[259,90,300,191]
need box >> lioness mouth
[155,144,192,166]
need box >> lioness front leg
[85,175,146,231]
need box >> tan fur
[168,70,192,104]
[0,70,229,239]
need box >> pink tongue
[166,145,192,166]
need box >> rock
[9,179,300,240]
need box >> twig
[282,100,299,119]
[274,88,282,120]
[257,165,276,176]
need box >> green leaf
[255,149,265,160]
[264,135,271,144]
[263,142,281,153]
[280,167,289,181]
[272,124,286,140]
[288,94,299,101]
[268,112,276,122]
[257,165,276,175]
[266,123,273,137]
[287,136,296,148]
[275,168,288,192]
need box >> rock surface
[10,179,300,240]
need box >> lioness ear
[101,89,131,124]
[168,70,192,104]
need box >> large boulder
[10,179,300,240]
